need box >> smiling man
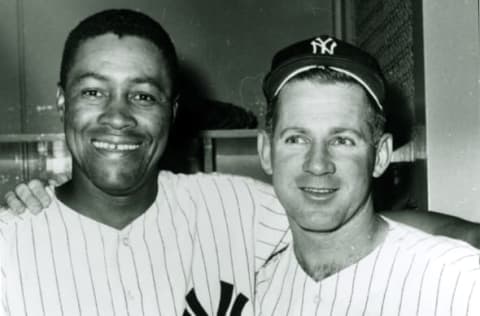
[0,9,193,315]
[56,31,175,229]
[255,35,480,315]
[5,12,480,316]
[0,9,295,316]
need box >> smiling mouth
[91,140,141,152]
[301,187,337,193]
[300,187,338,198]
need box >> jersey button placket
[117,231,141,312]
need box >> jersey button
[122,237,129,246]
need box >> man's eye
[331,136,355,146]
[81,89,104,98]
[285,135,308,144]
[131,93,156,104]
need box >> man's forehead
[275,81,372,132]
[74,33,160,57]
[277,80,371,111]
[66,34,170,86]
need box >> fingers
[4,190,27,215]
[14,183,43,215]
[3,179,53,216]
[28,179,51,209]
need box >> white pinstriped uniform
[0,171,289,316]
[256,218,480,316]
[182,173,289,315]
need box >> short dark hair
[265,67,386,144]
[59,9,178,96]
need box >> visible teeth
[117,144,139,151]
[303,187,335,194]
[92,141,140,151]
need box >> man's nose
[98,96,137,130]
[302,143,335,175]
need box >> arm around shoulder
[381,209,480,248]
[3,179,52,215]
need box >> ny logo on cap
[310,37,337,55]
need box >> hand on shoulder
[3,179,53,215]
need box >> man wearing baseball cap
[256,35,480,315]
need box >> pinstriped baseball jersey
[180,172,289,315]
[256,218,480,316]
[0,171,290,316]
[0,171,199,316]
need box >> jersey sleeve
[249,179,290,271]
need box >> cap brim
[264,56,385,110]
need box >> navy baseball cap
[263,35,386,110]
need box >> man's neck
[56,172,158,230]
[290,201,388,282]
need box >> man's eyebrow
[68,72,108,86]
[331,127,366,139]
[68,73,165,91]
[278,127,306,138]
[130,77,165,92]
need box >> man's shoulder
[386,218,480,268]
[158,170,274,197]
[0,197,60,234]
[0,208,30,231]
[159,170,270,185]
[0,186,63,238]
[0,207,46,248]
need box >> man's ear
[372,133,393,178]
[257,130,273,175]
[56,86,65,122]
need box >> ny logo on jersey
[310,37,337,55]
[183,281,249,316]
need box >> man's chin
[90,173,148,196]
[299,224,341,234]
[99,186,138,196]
[295,215,344,234]
[92,182,138,196]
